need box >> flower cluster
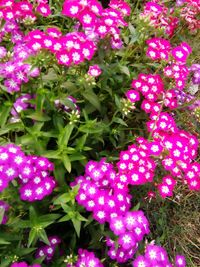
[68,249,104,267]
[62,0,130,49]
[10,262,41,267]
[148,112,200,192]
[146,38,171,61]
[36,236,61,262]
[179,0,200,32]
[0,144,56,201]
[0,0,51,27]
[140,1,179,36]
[0,0,130,94]
[0,43,40,93]
[107,211,149,263]
[146,38,191,90]
[0,200,9,224]
[0,1,48,94]
[71,157,151,262]
[124,38,200,195]
[127,73,178,110]
[146,38,191,64]
[72,158,131,224]
[25,29,97,66]
[133,244,186,267]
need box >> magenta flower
[88,65,102,77]
[176,256,187,267]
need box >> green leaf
[61,81,77,91]
[72,218,81,237]
[82,90,101,111]
[75,134,88,150]
[0,122,23,136]
[0,104,11,127]
[114,95,121,109]
[36,91,46,112]
[61,203,73,213]
[0,238,10,245]
[113,118,128,126]
[58,124,74,148]
[39,214,61,222]
[54,193,71,205]
[131,202,140,211]
[38,229,50,245]
[32,256,46,264]
[62,154,71,172]
[58,214,71,222]
[0,207,5,224]
[14,220,31,228]
[76,213,88,222]
[29,206,38,225]
[28,228,37,247]
[42,150,61,159]
[14,247,37,256]
[42,68,57,82]
[26,112,51,122]
[69,153,86,161]
[119,66,130,77]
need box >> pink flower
[62,2,82,18]
[36,3,51,17]
[175,255,186,267]
[126,90,140,102]
[172,46,188,62]
[158,183,173,198]
[88,65,102,77]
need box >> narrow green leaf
[36,93,45,112]
[29,206,38,225]
[69,153,86,162]
[61,203,72,213]
[131,202,140,211]
[119,66,130,77]
[26,112,51,122]
[54,193,71,205]
[59,214,71,222]
[62,154,71,172]
[0,208,5,224]
[39,214,61,222]
[38,229,50,246]
[76,213,88,222]
[82,90,101,111]
[0,105,11,127]
[42,150,61,159]
[75,134,88,150]
[0,238,10,245]
[14,220,31,228]
[14,247,37,256]
[28,228,37,247]
[72,218,81,237]
[113,118,128,126]
[0,122,23,136]
[58,124,74,148]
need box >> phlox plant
[0,0,199,267]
